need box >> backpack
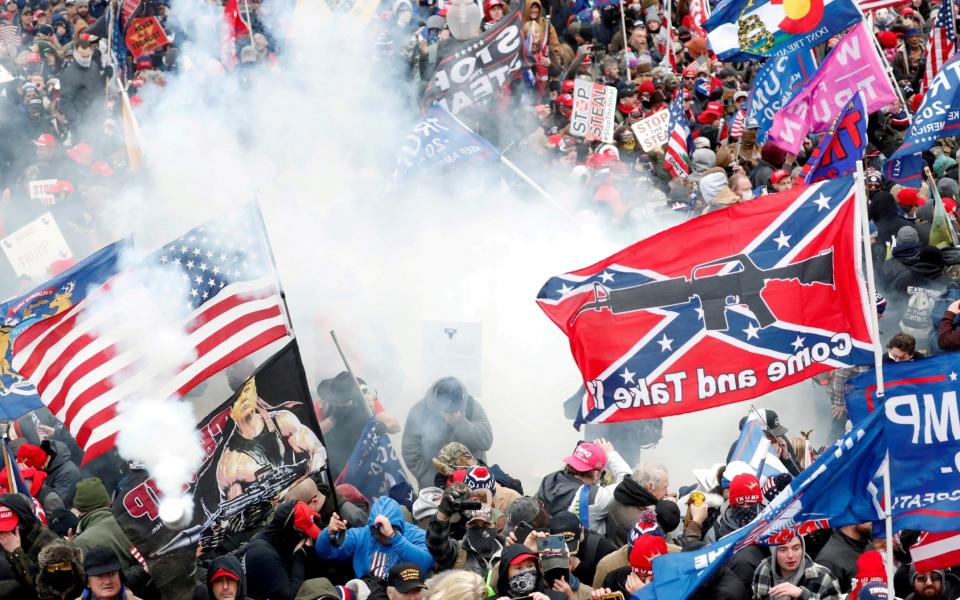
[900,285,939,354]
[928,281,960,355]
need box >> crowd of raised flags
[5,0,960,598]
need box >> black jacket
[707,545,767,600]
[57,59,107,126]
[573,530,616,586]
[814,530,869,593]
[41,440,80,507]
[242,503,307,600]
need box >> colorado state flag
[704,0,861,61]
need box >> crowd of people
[1,0,960,598]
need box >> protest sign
[631,108,670,152]
[28,179,57,202]
[570,79,617,143]
[125,17,170,58]
[1,212,72,279]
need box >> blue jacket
[313,496,434,578]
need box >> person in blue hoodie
[309,496,434,579]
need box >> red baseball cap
[561,79,575,94]
[563,442,607,473]
[210,568,240,583]
[729,473,762,506]
[34,133,56,147]
[629,534,667,577]
[66,142,93,166]
[509,551,538,566]
[770,169,790,185]
[0,505,18,532]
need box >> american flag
[5,205,291,463]
[913,531,960,572]
[729,106,746,139]
[664,92,691,178]
[0,24,20,56]
[923,1,957,92]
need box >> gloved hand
[292,501,322,541]
[438,483,470,523]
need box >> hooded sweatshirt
[495,544,566,600]
[401,379,493,489]
[314,496,434,578]
[206,555,251,600]
[0,493,59,596]
[870,191,914,251]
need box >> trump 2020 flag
[887,52,960,187]
[725,412,789,485]
[881,353,960,532]
[744,50,818,142]
[768,23,896,155]
[703,0,860,61]
[336,418,408,501]
[802,91,868,184]
[633,408,887,600]
[395,105,500,179]
[537,176,876,428]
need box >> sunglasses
[916,572,943,583]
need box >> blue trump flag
[725,414,789,485]
[704,0,860,61]
[0,241,126,420]
[634,409,887,600]
[744,51,818,143]
[887,53,960,187]
[395,105,500,178]
[877,354,960,532]
[336,418,408,501]
[803,91,868,184]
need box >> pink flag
[768,23,896,155]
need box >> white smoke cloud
[53,0,833,500]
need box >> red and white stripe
[730,108,746,139]
[11,277,289,464]
[922,2,957,92]
[913,531,960,572]
[859,0,907,10]
[120,0,142,28]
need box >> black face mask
[45,570,77,592]
[464,527,499,556]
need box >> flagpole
[499,155,579,225]
[856,160,894,598]
[619,0,631,80]
[252,200,296,338]
[855,4,911,115]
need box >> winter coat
[243,502,308,600]
[521,0,561,59]
[426,516,503,578]
[0,493,60,598]
[904,570,960,600]
[869,192,914,251]
[401,384,493,489]
[314,496,434,578]
[605,477,659,546]
[42,440,80,507]
[750,159,778,189]
[813,530,869,593]
[752,553,841,600]
[57,59,107,126]
[938,308,960,351]
[704,502,751,544]
[73,508,139,572]
[572,530,617,586]
[536,451,630,535]
[592,545,627,588]
[709,545,767,600]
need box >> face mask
[730,504,759,528]
[622,139,636,151]
[46,570,76,592]
[508,569,538,596]
[73,50,92,68]
[465,527,499,555]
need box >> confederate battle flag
[537,176,876,428]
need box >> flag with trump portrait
[537,176,876,428]
[112,340,328,598]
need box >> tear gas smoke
[4,0,837,500]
